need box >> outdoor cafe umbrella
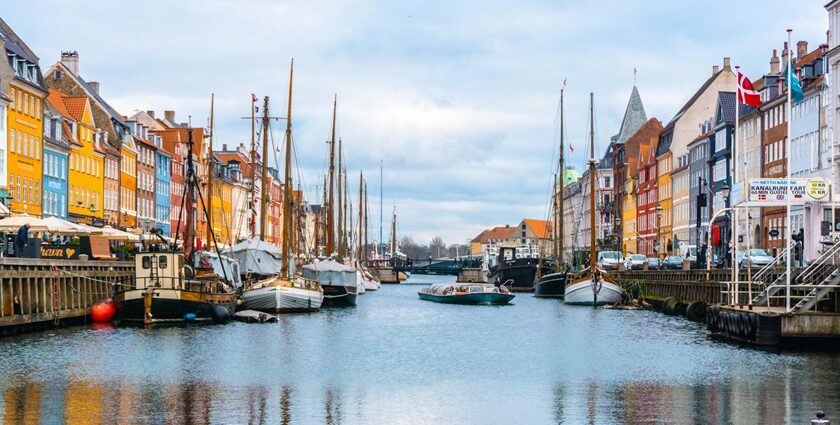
[41,216,103,236]
[0,214,55,233]
[98,226,141,241]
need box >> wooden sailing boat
[356,171,380,291]
[535,86,569,298]
[302,94,359,306]
[240,59,324,313]
[114,115,238,324]
[564,92,623,306]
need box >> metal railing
[753,241,796,283]
[796,241,840,285]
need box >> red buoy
[91,298,116,323]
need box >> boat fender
[705,306,716,331]
[662,297,679,315]
[686,301,706,322]
[184,313,197,322]
[91,298,116,323]
[211,305,230,324]
[183,265,195,279]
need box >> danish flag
[737,72,762,107]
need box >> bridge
[395,258,483,276]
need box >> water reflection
[1,281,839,424]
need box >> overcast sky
[3,0,827,245]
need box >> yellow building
[49,89,104,223]
[657,153,673,255]
[621,157,638,255]
[3,37,47,216]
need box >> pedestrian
[14,223,30,258]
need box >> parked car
[647,257,661,270]
[663,255,684,270]
[624,254,648,270]
[738,249,774,268]
[597,251,622,270]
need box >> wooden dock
[0,258,134,336]
[615,269,840,346]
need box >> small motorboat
[418,283,514,305]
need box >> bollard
[812,411,830,425]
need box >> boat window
[142,256,151,269]
[469,286,482,293]
[159,255,168,269]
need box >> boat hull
[533,272,567,298]
[564,277,624,306]
[488,260,552,292]
[114,288,237,324]
[372,267,400,283]
[417,292,514,305]
[321,284,358,307]
[241,285,323,313]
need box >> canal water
[0,274,838,424]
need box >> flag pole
[785,29,793,312]
[733,65,740,305]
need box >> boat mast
[379,159,383,257]
[326,95,337,256]
[281,59,294,277]
[391,205,397,257]
[588,92,597,275]
[358,171,363,265]
[364,180,369,262]
[249,94,257,238]
[337,139,344,259]
[557,86,565,269]
[344,167,349,259]
[206,93,215,243]
[259,96,270,241]
[321,173,328,257]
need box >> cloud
[6,0,829,244]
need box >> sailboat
[114,122,237,324]
[564,92,624,306]
[535,86,569,298]
[302,94,359,307]
[240,60,324,313]
[356,171,380,291]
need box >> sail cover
[302,260,358,288]
[224,238,283,276]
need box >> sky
[3,0,827,245]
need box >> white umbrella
[99,226,141,241]
[0,214,52,232]
[41,216,100,235]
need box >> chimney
[770,49,780,74]
[222,144,227,151]
[781,42,790,69]
[88,81,100,94]
[164,110,175,123]
[723,57,731,71]
[712,65,720,75]
[797,40,808,59]
[146,110,155,119]
[60,51,79,76]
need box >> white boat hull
[357,270,380,291]
[241,285,323,313]
[564,278,623,306]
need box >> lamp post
[655,202,663,259]
[721,183,730,268]
[615,216,622,253]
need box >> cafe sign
[748,178,831,204]
[40,246,80,259]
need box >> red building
[633,119,663,257]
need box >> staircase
[751,241,795,305]
[752,241,840,312]
[791,268,840,313]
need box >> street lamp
[615,216,622,251]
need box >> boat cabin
[135,252,185,290]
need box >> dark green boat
[418,284,515,305]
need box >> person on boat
[14,224,30,258]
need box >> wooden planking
[0,258,134,334]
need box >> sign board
[748,178,831,204]
[769,229,780,238]
[40,246,80,259]
[88,236,112,259]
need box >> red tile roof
[523,218,552,239]
[471,226,516,243]
[61,96,88,122]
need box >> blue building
[708,92,737,263]
[42,99,70,219]
[153,134,171,236]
